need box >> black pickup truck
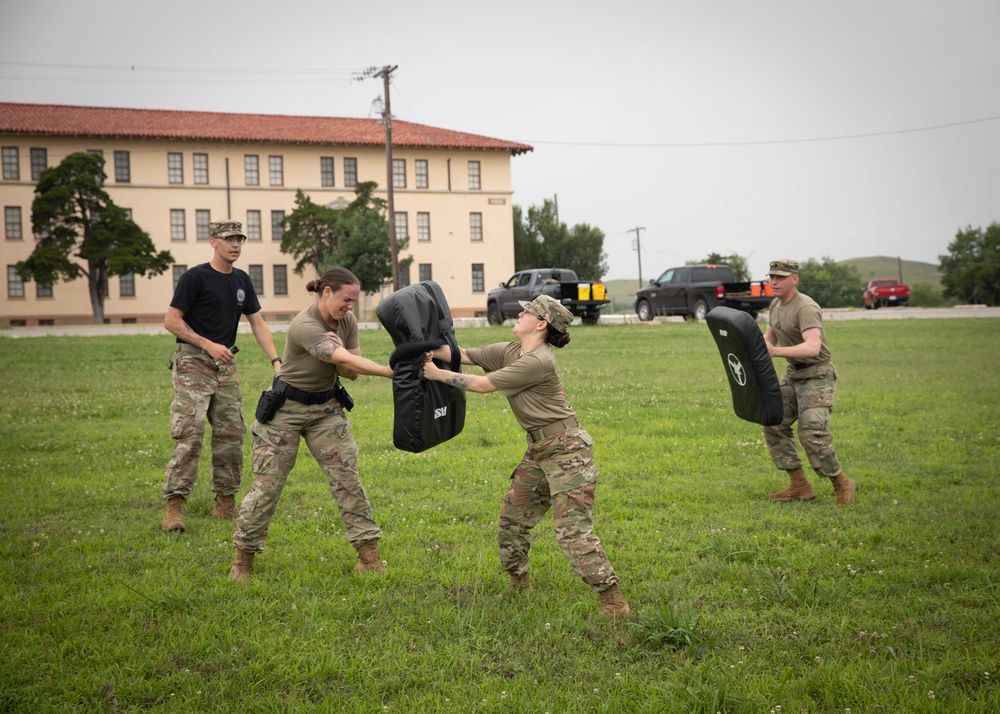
[487,268,610,326]
[635,264,773,321]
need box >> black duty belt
[527,416,580,443]
[273,377,341,406]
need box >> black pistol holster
[255,388,287,425]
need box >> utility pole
[629,226,645,287]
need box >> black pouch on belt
[255,390,287,424]
[334,382,354,412]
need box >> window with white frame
[5,207,22,240]
[36,282,53,298]
[472,264,485,293]
[415,159,428,189]
[246,210,261,240]
[470,212,483,241]
[2,147,19,180]
[196,210,211,240]
[399,263,411,288]
[245,155,259,185]
[167,152,183,183]
[114,151,131,183]
[248,265,264,294]
[172,265,187,290]
[120,271,135,297]
[30,148,47,181]
[320,157,334,187]
[468,160,481,190]
[418,263,432,282]
[170,209,186,240]
[193,153,208,184]
[268,156,283,186]
[394,212,408,242]
[273,265,288,296]
[8,266,25,298]
[271,210,285,241]
[392,158,406,188]
[417,212,430,242]
[344,157,357,187]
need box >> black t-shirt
[170,263,261,347]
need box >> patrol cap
[518,295,574,333]
[210,221,247,240]
[768,259,800,277]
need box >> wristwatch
[271,357,283,365]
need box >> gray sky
[2,0,997,281]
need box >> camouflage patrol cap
[210,221,246,240]
[768,259,800,277]
[518,295,574,333]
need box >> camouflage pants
[764,362,842,478]
[162,349,245,500]
[233,399,381,554]
[498,426,619,592]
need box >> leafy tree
[512,199,608,279]
[692,252,751,281]
[796,256,863,308]
[16,152,172,324]
[908,282,947,307]
[939,223,1000,305]
[280,181,409,293]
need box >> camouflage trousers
[764,362,842,478]
[233,399,381,554]
[162,348,245,500]
[499,426,619,592]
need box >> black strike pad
[389,340,447,369]
[376,281,466,452]
[705,306,783,426]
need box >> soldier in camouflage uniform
[763,259,856,505]
[229,268,394,581]
[423,295,630,620]
[161,221,281,533]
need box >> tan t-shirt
[278,304,360,392]
[466,342,575,432]
[768,291,831,365]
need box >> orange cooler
[592,282,605,300]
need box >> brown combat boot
[162,496,185,532]
[598,584,631,621]
[211,493,237,518]
[768,467,817,502]
[831,472,856,505]
[353,540,386,574]
[508,572,531,592]
[229,548,255,581]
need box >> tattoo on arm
[443,373,476,390]
[308,339,341,362]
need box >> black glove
[389,339,447,368]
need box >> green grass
[1,320,998,712]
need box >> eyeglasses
[215,235,247,244]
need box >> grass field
[1,319,998,713]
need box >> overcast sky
[2,0,997,281]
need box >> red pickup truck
[863,278,910,309]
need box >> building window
[196,210,211,240]
[468,160,481,190]
[2,147,19,180]
[417,212,430,242]
[120,272,135,297]
[271,210,285,241]
[394,212,408,242]
[36,282,53,298]
[472,263,485,293]
[344,157,357,188]
[172,265,187,290]
[8,266,25,297]
[167,152,183,184]
[415,159,428,189]
[30,148,47,181]
[273,265,288,296]
[170,209,186,240]
[320,157,335,187]
[269,156,283,186]
[5,207,22,240]
[193,153,208,184]
[399,263,411,288]
[114,151,131,183]
[248,264,264,294]
[470,212,483,241]
[87,149,103,158]
[418,263,432,282]
[392,158,406,188]
[246,210,261,240]
[245,155,259,185]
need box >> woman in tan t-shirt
[423,294,630,621]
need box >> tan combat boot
[211,494,237,518]
[508,572,531,592]
[354,540,386,574]
[162,496,185,532]
[768,467,817,502]
[831,472,856,505]
[229,548,255,581]
[598,584,631,621]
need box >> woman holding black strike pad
[423,294,630,621]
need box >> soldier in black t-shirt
[160,221,282,533]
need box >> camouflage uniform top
[768,291,832,366]
[466,342,575,432]
[278,305,360,392]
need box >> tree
[512,199,608,279]
[939,223,1000,306]
[280,181,409,293]
[796,256,863,308]
[692,252,751,281]
[16,152,173,324]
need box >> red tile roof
[0,103,533,156]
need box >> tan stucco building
[0,103,532,326]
